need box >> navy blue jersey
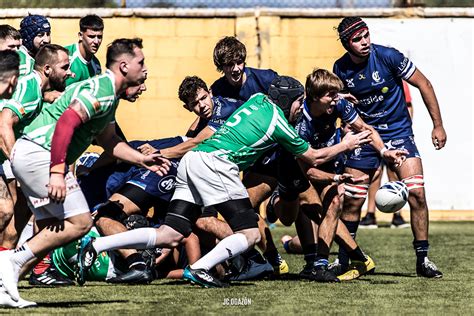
[210,67,278,101]
[207,96,244,131]
[333,44,415,139]
[296,98,358,173]
[79,136,184,209]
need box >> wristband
[333,174,341,183]
[380,147,388,156]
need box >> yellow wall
[2,16,345,140]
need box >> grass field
[5,221,474,314]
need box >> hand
[382,149,409,167]
[432,125,447,150]
[140,153,171,176]
[339,93,358,104]
[341,130,372,151]
[43,90,62,103]
[47,173,66,203]
[137,143,158,155]
[334,173,368,184]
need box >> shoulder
[247,67,278,80]
[372,44,403,60]
[64,43,76,54]
[210,76,227,91]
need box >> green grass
[6,221,474,314]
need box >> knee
[239,228,261,247]
[195,217,213,231]
[75,214,94,236]
[408,189,427,209]
[161,225,185,248]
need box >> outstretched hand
[140,153,171,176]
[342,130,372,151]
[137,143,159,155]
[383,149,409,167]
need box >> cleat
[265,190,279,224]
[29,266,74,286]
[0,290,37,308]
[309,264,340,283]
[391,213,410,229]
[183,266,228,288]
[299,261,316,280]
[107,268,153,284]
[76,235,97,286]
[328,259,346,276]
[0,250,19,301]
[359,213,378,229]
[225,251,273,281]
[417,258,443,278]
[337,256,375,281]
[265,252,288,276]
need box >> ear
[44,64,52,77]
[78,31,82,40]
[9,75,18,88]
[119,60,128,75]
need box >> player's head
[305,68,343,115]
[122,82,147,102]
[106,38,147,86]
[268,76,304,123]
[34,44,71,92]
[178,76,213,120]
[213,36,246,87]
[337,17,370,58]
[20,14,51,55]
[0,50,20,99]
[0,25,21,51]
[78,14,104,56]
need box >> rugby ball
[375,181,409,213]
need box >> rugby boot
[359,213,378,229]
[183,266,228,288]
[416,257,443,278]
[391,213,410,229]
[76,235,97,286]
[337,255,375,281]
[107,267,153,284]
[29,266,75,286]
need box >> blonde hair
[305,68,343,101]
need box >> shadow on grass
[39,300,128,307]
[373,272,416,278]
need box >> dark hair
[34,44,68,70]
[0,24,20,40]
[213,36,246,72]
[106,38,143,69]
[178,76,209,104]
[0,50,19,81]
[80,14,104,32]
[305,68,343,102]
[337,17,368,52]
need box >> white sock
[11,243,35,281]
[93,227,157,253]
[191,233,249,271]
[17,222,34,247]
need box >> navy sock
[348,246,366,262]
[338,220,359,268]
[303,243,318,264]
[413,240,429,265]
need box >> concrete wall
[1,11,472,210]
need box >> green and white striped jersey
[195,93,309,170]
[0,71,44,162]
[65,42,102,86]
[22,70,119,164]
[17,46,35,77]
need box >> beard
[49,72,66,92]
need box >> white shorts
[11,138,90,221]
[171,151,248,207]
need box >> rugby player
[0,38,170,307]
[333,17,446,278]
[0,25,21,52]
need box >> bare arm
[159,126,215,159]
[297,130,372,167]
[406,69,446,149]
[0,109,20,159]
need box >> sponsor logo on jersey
[358,74,366,80]
[398,57,409,72]
[359,94,384,106]
[158,175,176,193]
[346,78,355,88]
[371,71,385,86]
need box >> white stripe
[276,115,298,138]
[249,106,279,148]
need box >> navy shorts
[345,135,420,170]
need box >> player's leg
[0,187,30,250]
[0,176,15,235]
[361,165,382,229]
[386,166,409,228]
[395,157,442,278]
